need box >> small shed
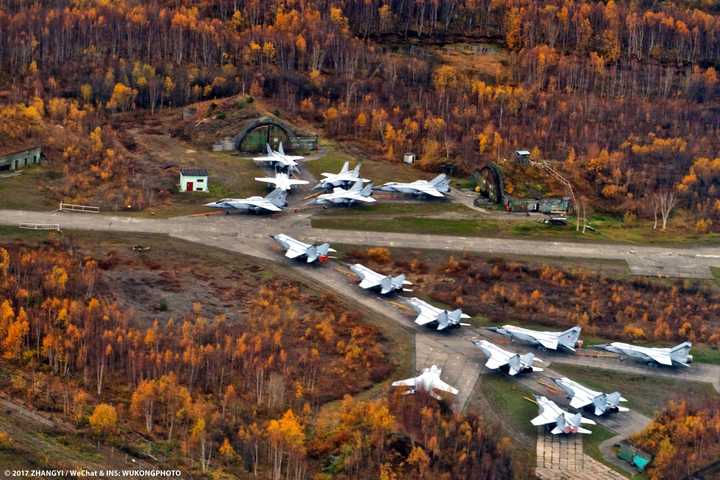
[514,150,531,165]
[0,146,42,172]
[617,444,652,472]
[179,168,209,192]
[403,152,416,164]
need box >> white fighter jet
[350,264,412,295]
[314,181,376,206]
[406,297,470,331]
[315,161,370,190]
[379,174,450,198]
[594,341,693,367]
[472,339,543,376]
[531,396,596,435]
[255,172,309,191]
[489,325,581,352]
[253,143,304,171]
[554,377,629,416]
[205,188,286,214]
[391,365,459,400]
[271,234,335,264]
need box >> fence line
[19,223,61,232]
[59,201,100,213]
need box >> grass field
[478,373,538,439]
[550,363,717,417]
[312,213,720,246]
[0,167,58,211]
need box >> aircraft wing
[413,184,445,197]
[391,378,416,388]
[645,350,674,366]
[484,357,507,370]
[252,155,278,162]
[535,335,559,350]
[359,277,380,289]
[246,199,282,212]
[531,414,555,426]
[284,246,306,259]
[433,379,459,395]
[569,395,590,410]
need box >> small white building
[179,168,209,192]
[403,152,416,164]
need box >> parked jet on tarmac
[554,377,629,416]
[391,365,459,400]
[406,297,470,330]
[314,181,376,206]
[271,234,335,263]
[489,325,582,352]
[315,161,370,190]
[350,264,412,295]
[253,143,304,172]
[531,395,596,435]
[205,188,287,214]
[379,174,450,198]
[255,172,309,191]
[594,341,693,367]
[472,339,543,376]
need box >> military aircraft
[553,377,629,416]
[406,297,470,331]
[271,234,335,263]
[205,188,287,214]
[350,264,412,295]
[314,181,376,206]
[253,143,304,172]
[391,365,459,400]
[531,395,596,435]
[379,174,450,198]
[488,325,582,352]
[255,172,309,191]
[314,161,370,190]
[594,341,693,367]
[471,339,543,376]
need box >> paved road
[4,209,720,279]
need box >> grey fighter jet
[271,234,335,263]
[314,181,376,206]
[594,341,693,367]
[379,174,450,198]
[472,339,543,376]
[531,395,596,435]
[255,172,309,191]
[391,365,459,400]
[350,264,412,295]
[489,325,581,352]
[315,161,370,190]
[406,297,470,331]
[205,188,287,214]
[554,377,629,416]
[253,143,303,172]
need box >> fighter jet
[254,172,309,191]
[350,264,412,295]
[379,174,450,198]
[205,188,287,214]
[531,395,596,435]
[253,143,304,172]
[314,181,376,206]
[406,297,470,331]
[472,339,543,376]
[594,341,693,367]
[391,365,459,400]
[271,234,335,263]
[554,377,629,416]
[315,161,370,190]
[489,325,582,352]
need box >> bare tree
[652,190,677,231]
